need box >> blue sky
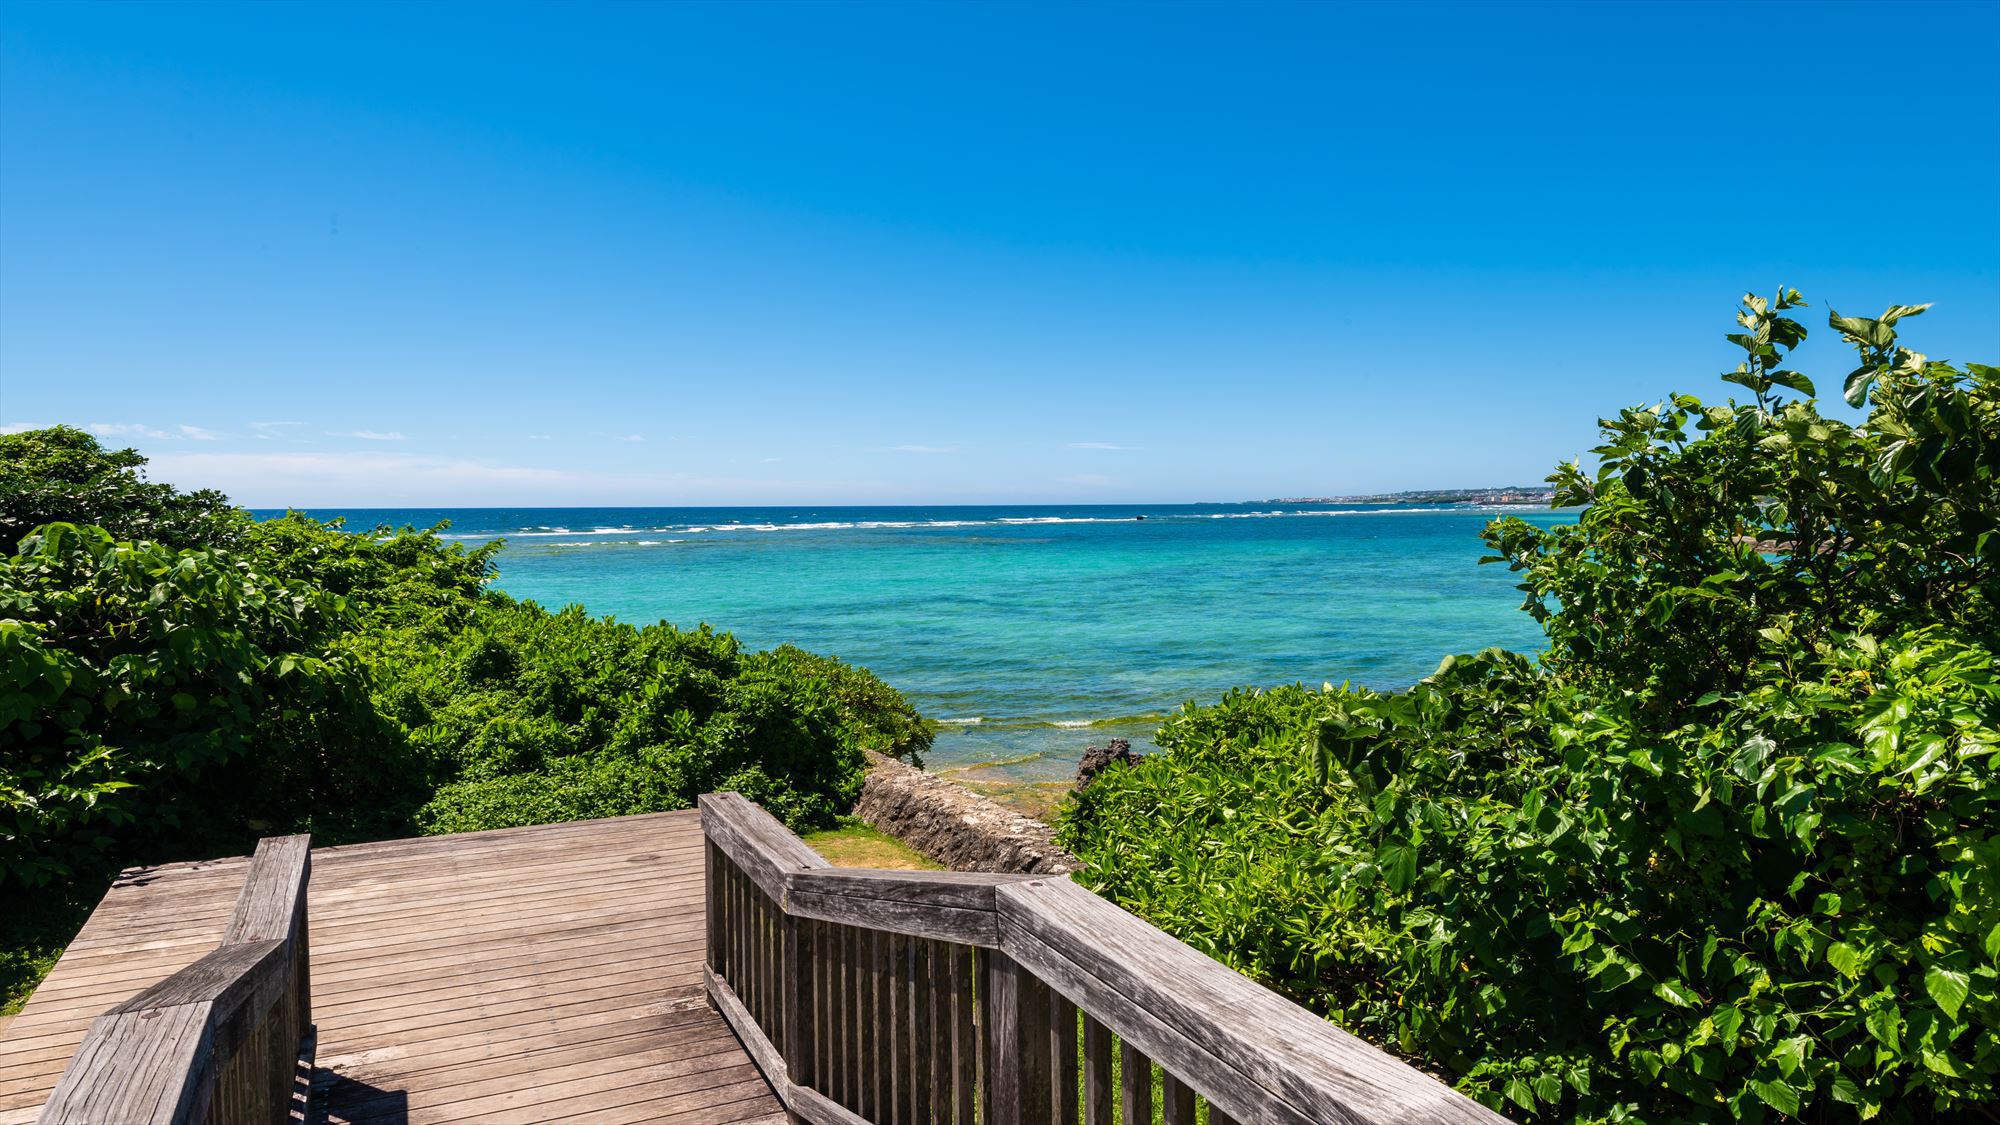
[2,0,1996,507]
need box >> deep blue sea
[253,504,1571,782]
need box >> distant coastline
[1271,486,1558,506]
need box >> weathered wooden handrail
[700,792,1506,1125]
[40,835,313,1125]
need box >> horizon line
[236,492,1556,511]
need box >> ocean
[254,504,1572,784]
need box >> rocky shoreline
[852,751,1078,874]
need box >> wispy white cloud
[61,422,230,442]
[891,444,959,454]
[1,422,47,435]
[89,422,177,440]
[250,421,302,441]
[331,430,407,441]
[147,451,581,506]
[141,450,892,506]
[526,434,554,441]
[1067,442,1134,451]
[617,434,646,443]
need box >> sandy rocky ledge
[852,750,1079,875]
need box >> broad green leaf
[1922,1048,1966,1077]
[1653,979,1699,1007]
[1770,1035,1810,1078]
[1844,365,1878,408]
[1827,941,1863,979]
[1865,1004,1902,1050]
[1713,1006,1744,1047]
[1925,965,1970,1019]
[1831,1074,1861,1105]
[1379,843,1418,892]
[1768,370,1815,396]
[1532,1072,1562,1105]
[1750,1077,1801,1116]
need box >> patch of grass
[2,878,106,1016]
[802,818,940,870]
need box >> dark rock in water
[1134,515,1146,520]
[1076,738,1141,788]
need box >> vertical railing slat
[815,919,832,1105]
[868,925,882,1122]
[852,916,868,1104]
[760,874,774,1033]
[1083,1012,1114,1125]
[728,863,743,1020]
[1120,1040,1154,1125]
[705,841,722,983]
[980,947,1009,1125]
[927,939,950,1125]
[983,949,1053,1125]
[974,947,994,1125]
[953,942,976,1125]
[911,938,933,1122]
[1053,992,1080,1125]
[891,929,906,1118]
[783,910,812,1118]
[747,864,760,1025]
[1020,963,1053,1120]
[1163,1072,1197,1124]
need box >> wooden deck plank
[311,996,718,1078]
[313,1012,738,1094]
[372,1045,760,1122]
[0,809,782,1124]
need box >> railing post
[704,839,722,1009]
[982,948,1051,1125]
[781,911,812,1124]
[982,948,1014,1125]
[40,834,312,1125]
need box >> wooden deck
[0,811,785,1125]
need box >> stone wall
[852,751,1078,874]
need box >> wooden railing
[700,793,1507,1125]
[40,835,313,1125]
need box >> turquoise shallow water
[256,504,1571,780]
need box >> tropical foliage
[0,522,366,886]
[0,433,929,897]
[1061,293,1998,1122]
[0,425,243,551]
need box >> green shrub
[371,598,882,834]
[0,426,243,552]
[748,644,935,765]
[0,523,367,884]
[417,754,691,835]
[1061,293,1998,1122]
[245,511,498,627]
